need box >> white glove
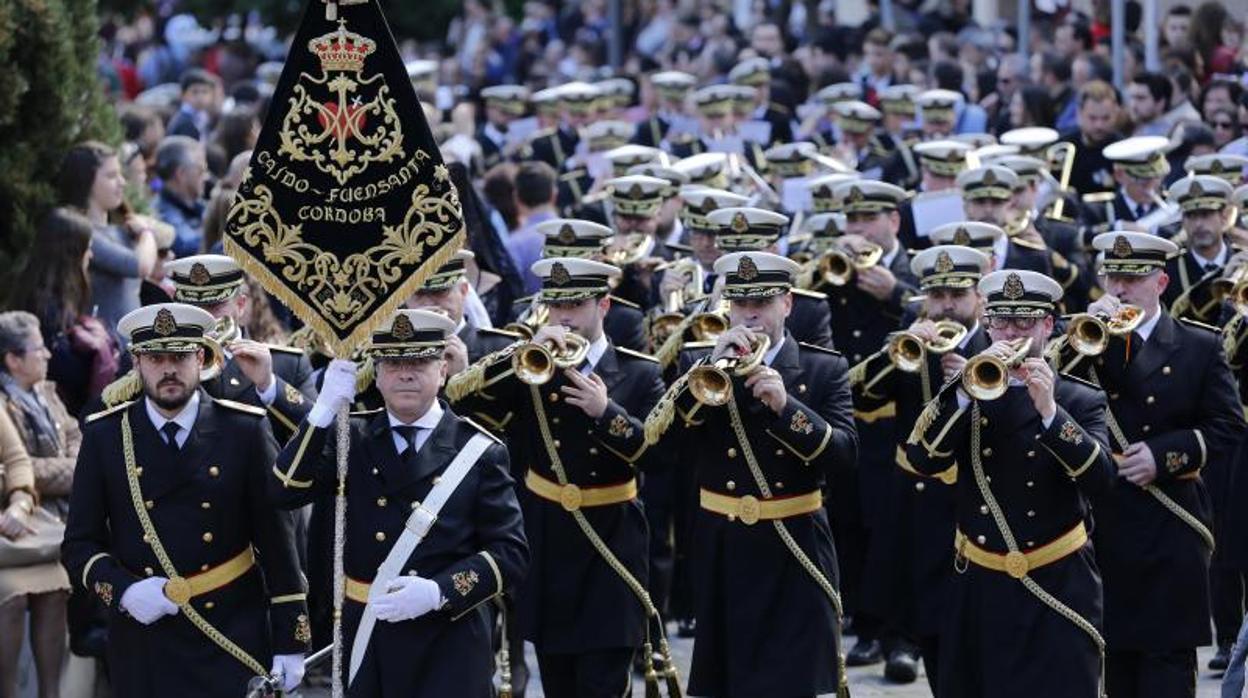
[373,576,443,623]
[270,653,305,693]
[308,359,358,427]
[120,576,180,625]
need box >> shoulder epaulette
[85,400,134,424]
[607,294,640,309]
[615,347,659,363]
[478,326,524,339]
[213,398,267,416]
[461,415,505,445]
[1178,317,1222,334]
[349,406,384,417]
[791,287,828,300]
[267,344,306,355]
[1082,192,1116,204]
[1058,372,1101,391]
[1010,236,1047,251]
[799,342,843,357]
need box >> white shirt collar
[145,391,201,444]
[993,234,1010,265]
[878,239,900,270]
[1119,187,1153,215]
[455,317,468,336]
[388,401,445,454]
[1190,242,1229,269]
[763,335,786,366]
[957,322,981,350]
[583,333,610,372]
[664,218,685,247]
[483,121,507,146]
[388,400,444,431]
[1136,306,1164,342]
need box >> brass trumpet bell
[817,243,883,286]
[1065,304,1145,356]
[513,333,591,385]
[962,337,1033,401]
[688,335,770,406]
[887,321,968,372]
[503,303,549,340]
[689,312,728,342]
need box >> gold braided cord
[1089,368,1216,551]
[120,412,269,678]
[725,397,849,696]
[643,373,690,445]
[528,385,680,692]
[969,403,1107,698]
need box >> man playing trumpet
[1054,232,1246,698]
[447,257,670,698]
[849,244,992,688]
[903,269,1115,697]
[648,251,858,698]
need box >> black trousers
[537,648,636,698]
[918,634,940,696]
[1106,648,1196,698]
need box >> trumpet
[651,258,705,345]
[814,243,884,287]
[961,337,1034,401]
[887,321,968,372]
[603,233,656,267]
[1064,304,1146,356]
[200,316,238,382]
[688,334,771,406]
[1212,266,1248,310]
[512,333,591,385]
[503,302,549,339]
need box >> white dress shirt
[389,401,444,455]
[145,391,201,448]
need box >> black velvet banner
[224,0,463,357]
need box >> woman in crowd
[57,141,158,341]
[0,313,72,698]
[1008,84,1056,130]
[9,209,118,418]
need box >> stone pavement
[305,632,1230,696]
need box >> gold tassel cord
[907,397,940,446]
[102,371,142,407]
[643,373,690,445]
[354,356,375,394]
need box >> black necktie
[393,426,420,463]
[161,422,181,454]
[1205,262,1220,274]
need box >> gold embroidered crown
[309,20,377,73]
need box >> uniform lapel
[131,392,213,501]
[770,332,803,386]
[594,344,624,395]
[1126,313,1179,383]
[374,408,459,497]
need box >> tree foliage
[0,0,120,281]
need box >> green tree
[0,0,120,282]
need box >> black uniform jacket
[63,393,309,697]
[270,402,528,698]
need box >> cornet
[603,233,656,267]
[962,337,1033,401]
[888,321,968,372]
[651,258,704,345]
[1046,142,1077,220]
[687,334,771,406]
[1064,304,1146,356]
[503,302,549,339]
[813,243,884,287]
[1212,266,1248,316]
[513,333,592,385]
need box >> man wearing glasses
[903,269,1114,697]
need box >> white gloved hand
[119,576,180,625]
[308,359,358,427]
[373,576,443,623]
[270,653,306,693]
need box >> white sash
[348,432,494,684]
